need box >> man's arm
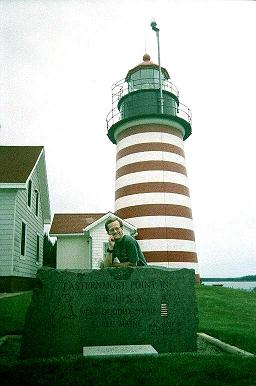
[112,261,137,267]
[102,235,116,267]
[102,251,114,267]
[104,254,136,268]
[111,237,138,267]
[123,236,140,266]
[102,236,138,268]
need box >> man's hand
[112,261,137,268]
[108,235,115,251]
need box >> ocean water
[202,281,256,291]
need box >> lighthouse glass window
[128,69,164,91]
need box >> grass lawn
[197,285,256,354]
[1,352,256,385]
[0,291,32,337]
[0,285,256,385]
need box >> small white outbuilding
[49,212,137,270]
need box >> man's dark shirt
[112,235,147,266]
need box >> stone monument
[20,267,198,359]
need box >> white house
[0,146,51,292]
[49,212,137,269]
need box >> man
[102,217,147,267]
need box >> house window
[36,235,40,262]
[21,222,26,257]
[35,190,39,216]
[27,180,32,207]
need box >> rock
[20,266,198,359]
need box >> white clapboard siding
[13,166,44,278]
[57,236,90,270]
[0,190,16,276]
[89,224,107,270]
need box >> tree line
[43,233,56,268]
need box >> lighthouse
[106,48,199,282]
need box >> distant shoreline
[202,275,256,282]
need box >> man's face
[107,220,124,241]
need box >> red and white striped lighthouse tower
[106,48,199,281]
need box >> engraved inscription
[62,279,164,291]
[58,279,172,329]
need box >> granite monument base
[20,267,198,359]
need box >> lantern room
[106,54,192,144]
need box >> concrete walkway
[198,332,255,357]
[0,291,32,299]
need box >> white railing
[106,78,192,130]
[110,77,179,108]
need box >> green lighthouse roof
[125,54,170,81]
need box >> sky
[1,0,256,278]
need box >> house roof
[0,146,44,183]
[125,53,169,81]
[0,146,51,224]
[50,212,137,236]
[50,213,106,235]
